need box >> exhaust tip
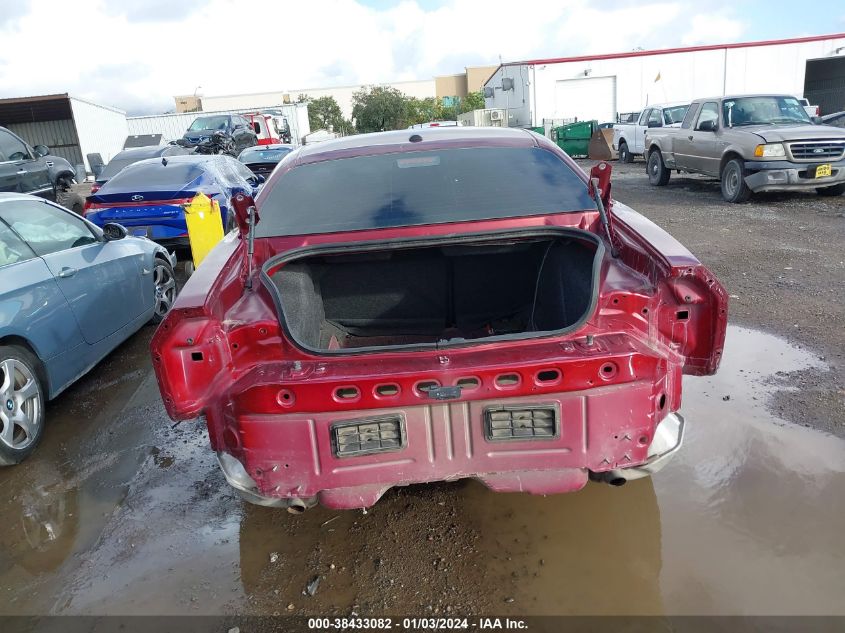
[286,502,307,514]
[608,477,627,487]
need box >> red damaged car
[151,127,727,511]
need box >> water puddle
[0,326,841,616]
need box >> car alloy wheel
[153,261,177,319]
[0,358,41,452]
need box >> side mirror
[646,120,661,128]
[255,174,266,184]
[698,119,717,132]
[811,116,823,125]
[102,223,128,241]
[33,144,50,158]
[253,122,261,134]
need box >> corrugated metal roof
[499,32,845,69]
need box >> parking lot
[1,161,842,618]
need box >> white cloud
[682,13,745,46]
[0,0,751,115]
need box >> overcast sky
[0,0,840,115]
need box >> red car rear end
[150,128,727,511]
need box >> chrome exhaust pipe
[286,500,308,514]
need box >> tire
[0,345,46,466]
[182,259,195,278]
[618,141,633,163]
[647,150,670,186]
[60,193,85,214]
[816,183,845,196]
[720,158,752,203]
[54,179,82,213]
[150,257,177,324]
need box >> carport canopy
[0,93,73,125]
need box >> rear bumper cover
[208,381,679,510]
[606,413,684,481]
[744,158,845,192]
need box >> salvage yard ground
[0,160,842,617]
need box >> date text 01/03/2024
[306,617,528,630]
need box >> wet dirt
[0,325,842,617]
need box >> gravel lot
[577,158,845,437]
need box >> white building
[199,79,436,120]
[483,33,845,128]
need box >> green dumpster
[552,120,597,157]
[529,126,546,137]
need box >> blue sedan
[0,193,176,465]
[85,154,262,260]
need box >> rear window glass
[102,161,205,191]
[99,157,139,180]
[256,147,593,237]
[663,105,688,125]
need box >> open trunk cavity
[266,230,602,353]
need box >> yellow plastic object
[183,192,224,268]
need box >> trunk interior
[268,233,600,352]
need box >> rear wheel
[816,183,845,196]
[151,258,177,324]
[647,150,670,186]
[55,177,85,214]
[720,158,752,203]
[618,141,632,163]
[0,346,46,466]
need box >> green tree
[306,95,353,134]
[459,90,486,114]
[351,86,411,133]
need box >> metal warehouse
[483,33,845,128]
[0,93,128,172]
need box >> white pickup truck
[613,102,689,163]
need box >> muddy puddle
[0,325,842,616]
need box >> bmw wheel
[151,258,177,324]
[0,346,46,466]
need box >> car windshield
[239,147,292,164]
[663,105,689,125]
[256,146,594,237]
[188,116,229,131]
[723,96,811,127]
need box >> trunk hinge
[244,205,257,289]
[589,162,618,258]
[231,192,261,290]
